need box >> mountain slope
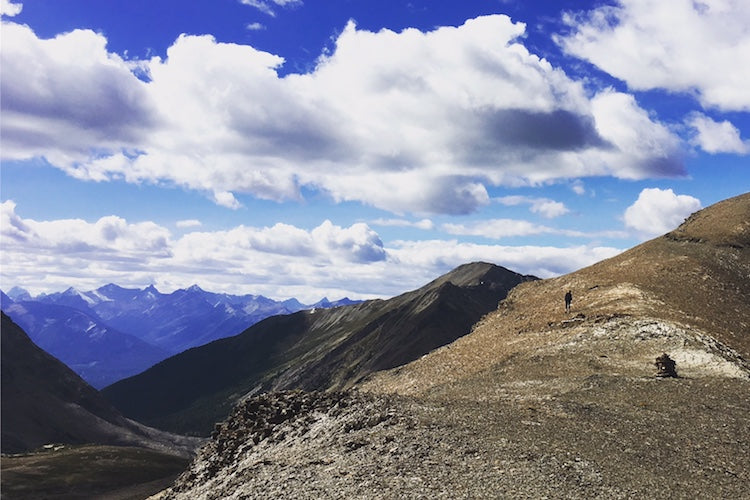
[0,312,199,456]
[102,263,535,435]
[163,193,750,499]
[365,192,750,396]
[2,300,168,388]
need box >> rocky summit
[159,193,750,499]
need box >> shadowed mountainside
[102,263,535,435]
[0,312,200,456]
[163,193,750,499]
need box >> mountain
[2,299,168,388]
[308,297,360,309]
[2,283,360,387]
[366,191,750,395]
[33,283,316,354]
[6,286,31,301]
[102,263,536,435]
[0,312,199,455]
[161,194,749,499]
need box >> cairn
[655,353,678,378]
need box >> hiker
[564,290,572,312]
[655,353,678,377]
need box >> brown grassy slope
[364,192,750,396]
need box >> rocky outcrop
[163,391,411,499]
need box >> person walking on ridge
[564,290,572,313]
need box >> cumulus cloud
[571,180,586,195]
[687,113,749,154]
[557,0,750,111]
[1,15,686,215]
[0,0,22,17]
[0,23,157,163]
[1,202,623,302]
[624,188,702,237]
[0,201,171,256]
[589,90,684,178]
[496,195,569,218]
[389,240,622,280]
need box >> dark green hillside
[103,262,535,436]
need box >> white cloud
[0,0,22,17]
[371,218,435,230]
[311,220,386,263]
[624,188,702,237]
[176,219,202,228]
[1,16,686,215]
[213,190,242,209]
[240,0,301,17]
[443,219,553,239]
[0,202,171,256]
[557,0,750,111]
[496,195,569,218]
[687,113,749,154]
[530,200,568,218]
[389,240,623,280]
[589,90,684,178]
[0,23,156,163]
[0,200,30,241]
[441,218,628,241]
[1,202,624,302]
[246,22,266,31]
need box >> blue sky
[1,0,748,302]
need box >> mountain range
[102,262,536,435]
[1,284,357,388]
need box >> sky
[1,0,748,303]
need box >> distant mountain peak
[7,286,31,301]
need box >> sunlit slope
[365,192,750,396]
